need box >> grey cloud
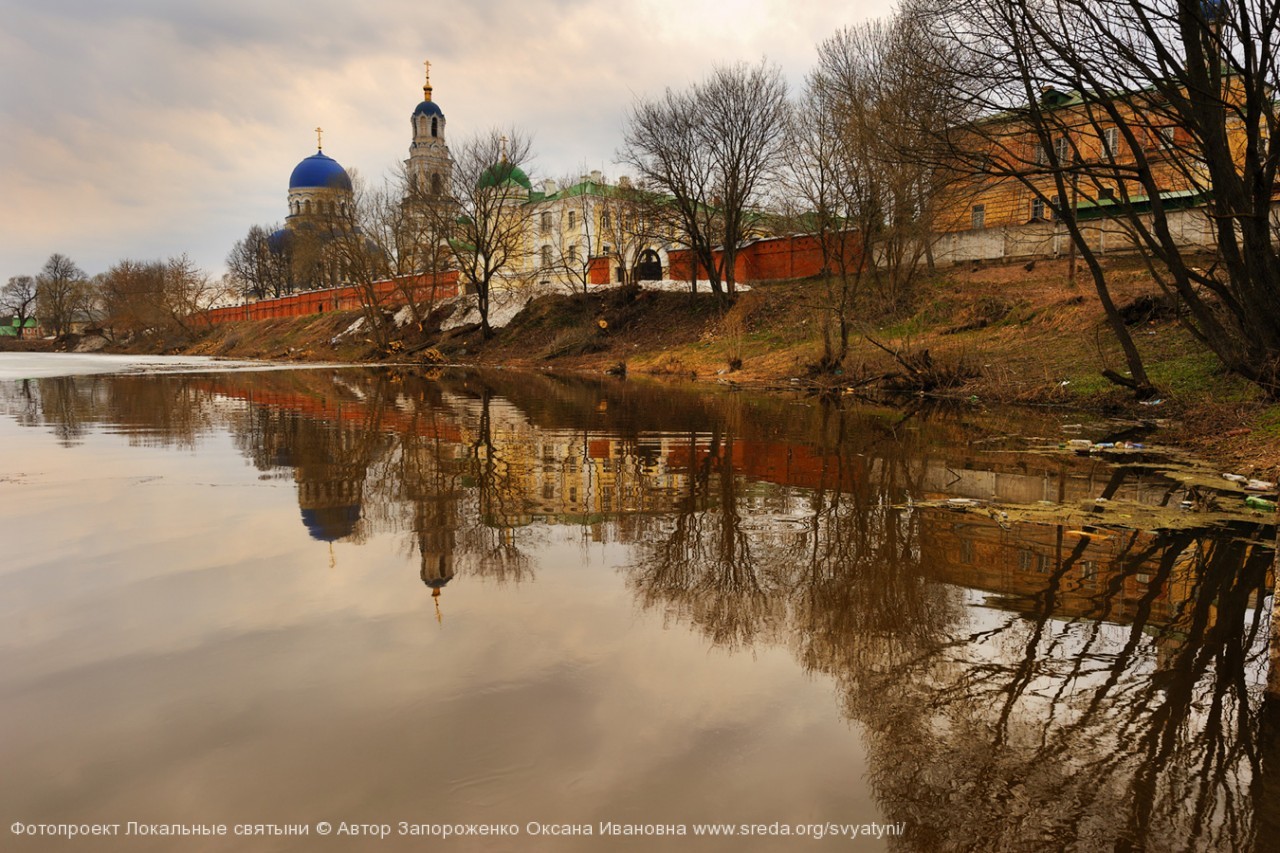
[0,0,885,278]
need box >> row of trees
[2,254,92,339]
[2,252,230,342]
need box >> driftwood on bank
[863,336,979,392]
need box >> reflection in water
[1,366,1277,850]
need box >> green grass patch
[1064,372,1113,397]
[1253,404,1280,436]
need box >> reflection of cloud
[0,0,892,277]
[0,428,877,842]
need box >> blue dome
[413,100,444,118]
[289,151,353,191]
[266,228,291,253]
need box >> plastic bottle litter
[1222,473,1248,484]
[1245,479,1276,491]
[1067,439,1093,450]
[1245,495,1277,512]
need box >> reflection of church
[407,464,459,602]
[296,455,365,543]
[276,416,386,545]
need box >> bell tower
[406,59,453,198]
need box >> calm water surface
[1,357,1277,851]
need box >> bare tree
[36,253,88,337]
[421,128,536,338]
[924,0,1280,397]
[164,255,229,334]
[621,61,789,298]
[0,275,39,338]
[788,13,972,374]
[392,164,455,326]
[786,57,872,370]
[99,255,227,341]
[600,178,675,290]
[226,224,293,300]
[839,13,959,307]
[321,175,396,346]
[536,174,601,297]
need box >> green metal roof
[1075,187,1207,219]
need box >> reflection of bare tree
[789,407,960,693]
[618,399,1277,850]
[1,379,41,431]
[454,388,533,585]
[0,374,224,449]
[842,530,1274,852]
[629,428,786,649]
[98,375,216,450]
[18,376,96,446]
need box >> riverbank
[24,253,1278,479]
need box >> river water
[0,355,1276,851]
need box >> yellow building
[930,83,1251,263]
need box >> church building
[272,60,674,294]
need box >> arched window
[540,211,552,233]
[304,200,312,215]
[431,173,443,196]
[541,245,552,268]
[568,211,576,229]
[431,117,438,137]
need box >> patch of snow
[439,290,531,332]
[634,279,751,293]
[72,333,109,353]
[330,316,366,344]
[393,305,417,328]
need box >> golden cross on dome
[500,134,509,161]
[315,126,324,151]
[423,59,431,83]
[422,59,433,100]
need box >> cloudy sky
[0,0,893,280]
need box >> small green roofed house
[0,317,40,337]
